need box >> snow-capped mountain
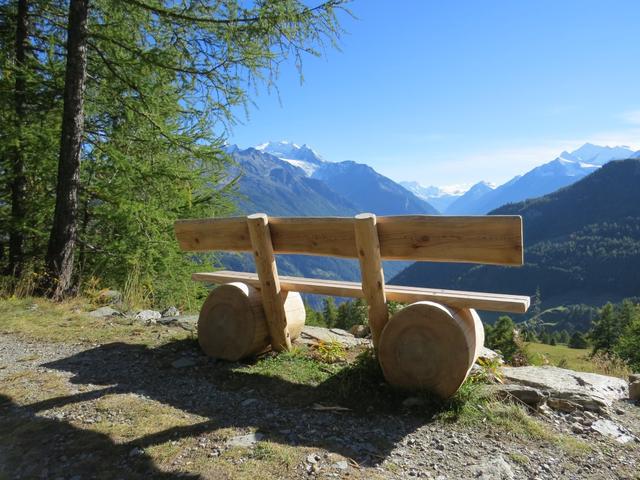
[568,143,635,166]
[453,143,635,214]
[255,141,324,176]
[399,182,467,212]
[445,181,495,215]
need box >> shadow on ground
[0,393,197,479]
[3,339,446,476]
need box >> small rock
[349,324,370,338]
[591,419,634,444]
[629,381,640,401]
[572,423,585,434]
[162,306,180,317]
[334,461,348,470]
[135,310,161,323]
[88,306,121,318]
[129,447,144,457]
[307,454,318,464]
[227,432,264,448]
[470,455,515,480]
[477,346,504,365]
[171,357,197,369]
[241,398,258,407]
[97,289,122,305]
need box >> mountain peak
[569,143,635,165]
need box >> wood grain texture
[353,213,388,348]
[376,215,523,265]
[175,217,251,252]
[198,282,305,361]
[378,301,482,398]
[175,214,524,266]
[191,271,531,313]
[246,213,291,351]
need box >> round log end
[198,282,306,361]
[378,301,482,399]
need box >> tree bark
[8,0,29,277]
[43,0,89,299]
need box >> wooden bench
[175,212,529,398]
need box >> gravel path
[1,333,639,479]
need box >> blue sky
[229,0,640,188]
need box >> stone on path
[226,432,264,448]
[501,366,628,413]
[88,306,121,318]
[134,310,161,323]
[469,455,515,480]
[591,419,635,444]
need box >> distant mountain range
[391,159,640,325]
[403,143,639,215]
[399,182,468,212]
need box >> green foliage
[321,297,338,328]
[558,330,570,344]
[613,308,640,371]
[569,332,589,349]
[305,303,327,327]
[589,300,638,355]
[0,0,348,307]
[485,316,524,365]
[335,298,367,330]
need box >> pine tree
[322,297,338,328]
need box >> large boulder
[501,366,628,413]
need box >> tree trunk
[43,0,89,299]
[8,0,29,278]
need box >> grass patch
[236,347,342,386]
[1,370,70,404]
[525,342,630,378]
[0,297,190,347]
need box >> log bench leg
[197,282,306,361]
[377,301,484,399]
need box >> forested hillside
[391,159,640,324]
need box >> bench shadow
[0,393,198,479]
[36,339,442,468]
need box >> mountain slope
[230,147,355,216]
[465,153,600,214]
[445,181,494,214]
[451,144,635,215]
[313,161,439,215]
[391,159,640,314]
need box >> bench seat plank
[191,271,530,314]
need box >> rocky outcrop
[296,326,370,348]
[501,366,628,413]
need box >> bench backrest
[175,214,523,266]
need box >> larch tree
[29,0,349,301]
